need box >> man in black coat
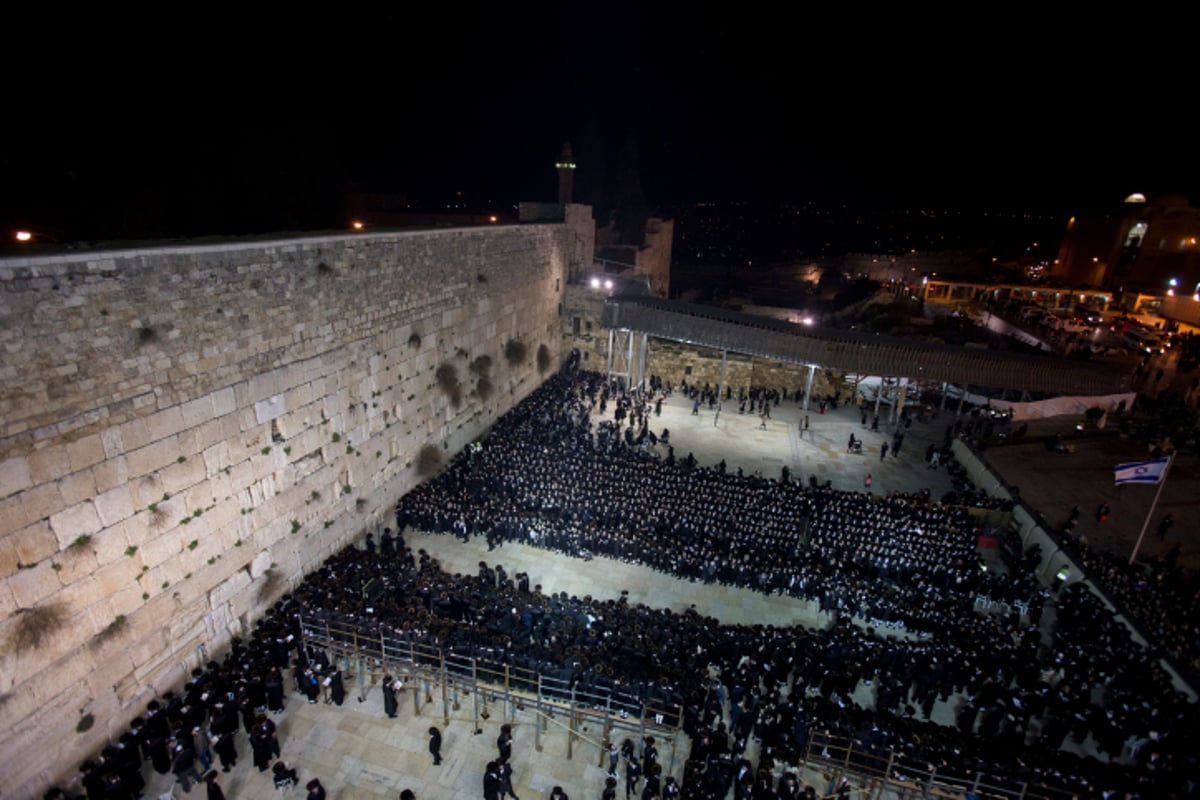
[428,726,443,765]
[383,676,399,718]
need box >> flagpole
[1129,452,1175,565]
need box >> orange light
[489,215,498,223]
[352,221,364,230]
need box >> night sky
[2,12,1194,244]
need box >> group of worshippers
[50,358,1198,799]
[1057,505,1200,686]
[47,610,341,799]
[396,366,1045,636]
[291,520,1196,798]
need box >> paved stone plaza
[126,390,1194,799]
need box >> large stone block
[0,457,32,499]
[0,536,19,581]
[26,445,69,486]
[144,406,185,443]
[212,385,236,418]
[66,434,105,472]
[254,394,287,425]
[100,426,125,459]
[91,454,130,494]
[54,544,98,586]
[93,485,135,528]
[92,518,133,566]
[9,520,57,567]
[125,435,181,479]
[8,559,59,608]
[57,468,97,507]
[48,500,101,550]
[158,456,206,498]
[179,395,213,428]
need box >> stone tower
[556,143,576,205]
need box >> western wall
[0,208,592,796]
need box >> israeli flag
[1113,457,1170,485]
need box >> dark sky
[2,12,1195,242]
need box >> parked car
[1123,328,1166,354]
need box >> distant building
[1051,193,1200,294]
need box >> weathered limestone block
[66,434,105,473]
[254,394,286,425]
[27,445,69,486]
[212,386,236,418]
[54,546,98,587]
[125,435,181,479]
[58,468,98,507]
[93,485,135,528]
[91,454,130,494]
[9,520,57,567]
[0,456,33,497]
[9,559,59,609]
[48,500,102,550]
[158,456,205,498]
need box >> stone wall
[0,219,587,797]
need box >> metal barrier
[797,732,1079,800]
[297,614,683,768]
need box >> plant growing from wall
[257,568,283,604]
[504,338,527,366]
[469,354,492,378]
[94,615,127,645]
[136,326,157,346]
[6,602,67,652]
[415,443,444,478]
[435,363,462,407]
[537,343,552,373]
[76,714,95,734]
[475,377,494,401]
[148,501,169,529]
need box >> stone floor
[129,391,1171,800]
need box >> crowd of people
[1057,507,1200,685]
[48,356,1198,799]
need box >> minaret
[556,142,576,205]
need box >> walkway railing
[297,613,684,769]
[797,732,1078,800]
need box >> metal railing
[797,732,1079,800]
[297,613,683,769]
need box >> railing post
[567,684,576,760]
[877,750,895,800]
[472,660,480,732]
[440,653,449,728]
[353,628,365,702]
[534,674,543,753]
[504,664,512,722]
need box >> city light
[352,221,364,230]
[590,277,601,289]
[14,230,56,243]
